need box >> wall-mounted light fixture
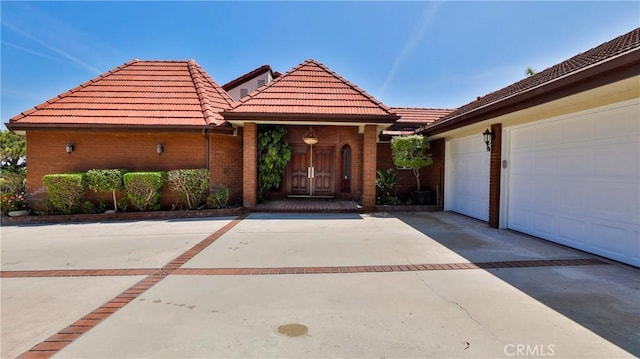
[156,144,164,155]
[483,128,495,152]
[65,143,74,154]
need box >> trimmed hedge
[84,169,126,211]
[123,172,166,211]
[42,173,86,214]
[167,168,209,209]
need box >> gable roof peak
[224,58,396,120]
[8,58,234,129]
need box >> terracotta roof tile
[424,27,640,132]
[225,59,395,119]
[384,107,455,135]
[9,59,234,128]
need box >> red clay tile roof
[224,59,397,121]
[221,64,277,91]
[9,60,234,129]
[390,107,454,128]
[383,107,454,136]
[422,27,640,133]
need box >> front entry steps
[254,199,361,213]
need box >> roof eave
[221,112,399,124]
[420,47,640,136]
[6,122,234,133]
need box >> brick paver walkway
[2,214,609,359]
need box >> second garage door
[446,135,490,221]
[505,100,639,267]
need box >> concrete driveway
[1,212,638,358]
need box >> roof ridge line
[187,60,218,126]
[227,60,309,110]
[309,60,393,114]
[419,44,640,134]
[419,27,640,133]
[10,59,137,122]
[195,64,235,107]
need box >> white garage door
[446,135,490,221]
[506,100,640,267]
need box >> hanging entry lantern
[302,127,318,145]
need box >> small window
[240,88,248,98]
[343,146,351,179]
[257,80,266,87]
[341,145,351,193]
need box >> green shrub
[0,168,26,213]
[376,168,399,205]
[257,125,292,201]
[81,201,97,214]
[167,169,209,209]
[123,172,166,211]
[391,134,433,191]
[84,169,126,211]
[42,173,85,214]
[207,185,229,209]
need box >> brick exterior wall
[25,129,244,211]
[488,123,502,228]
[209,131,243,205]
[362,125,377,211]
[25,130,209,209]
[242,123,257,208]
[376,138,445,205]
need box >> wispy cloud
[378,2,443,98]
[2,20,103,75]
[1,2,121,75]
[1,40,66,64]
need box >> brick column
[243,122,257,209]
[362,125,377,212]
[488,123,502,228]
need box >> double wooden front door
[288,145,334,196]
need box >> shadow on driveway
[396,211,640,356]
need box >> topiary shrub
[123,172,166,211]
[42,173,85,214]
[391,134,433,191]
[84,169,126,212]
[167,168,209,209]
[207,185,229,209]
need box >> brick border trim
[4,258,607,279]
[1,269,157,278]
[15,214,246,359]
[170,258,608,275]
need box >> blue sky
[2,1,638,129]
